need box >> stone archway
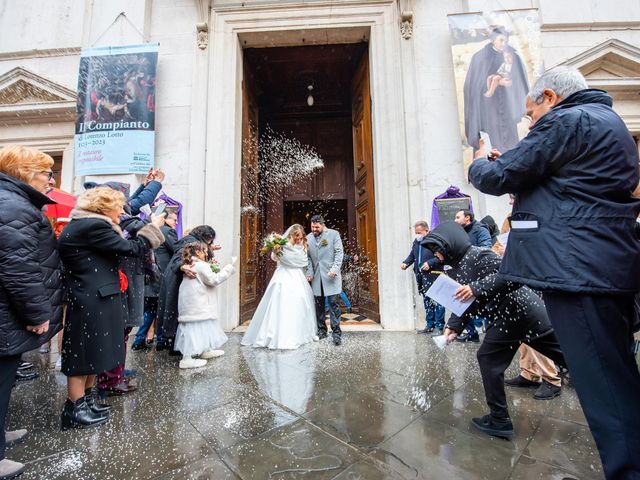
[203,1,415,330]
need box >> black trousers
[315,283,341,339]
[0,354,22,460]
[477,332,566,420]
[544,292,640,480]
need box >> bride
[241,224,318,349]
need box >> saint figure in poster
[463,26,529,153]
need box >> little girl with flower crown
[175,241,236,369]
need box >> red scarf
[118,269,129,292]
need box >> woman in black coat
[0,146,64,478]
[96,215,152,395]
[422,222,567,440]
[58,187,164,430]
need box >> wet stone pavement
[7,332,603,479]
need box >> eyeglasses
[40,171,54,180]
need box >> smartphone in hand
[153,203,166,217]
[479,131,493,155]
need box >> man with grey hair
[468,66,640,478]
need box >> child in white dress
[175,241,236,369]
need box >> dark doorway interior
[284,200,349,241]
[240,42,378,322]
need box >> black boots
[60,388,113,430]
[504,374,541,388]
[533,380,562,400]
[61,397,109,431]
[84,388,113,415]
[470,414,514,440]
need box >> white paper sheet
[497,232,509,246]
[432,335,449,350]
[425,274,475,317]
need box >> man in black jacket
[422,222,566,440]
[469,66,640,479]
[156,211,179,271]
[401,221,445,334]
[454,209,492,249]
[132,211,178,350]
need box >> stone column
[185,1,212,228]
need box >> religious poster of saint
[74,43,159,176]
[447,10,543,171]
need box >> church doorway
[239,42,380,324]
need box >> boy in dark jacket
[422,222,566,440]
[401,221,445,334]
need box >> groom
[306,215,344,345]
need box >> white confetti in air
[241,124,324,217]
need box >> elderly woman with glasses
[0,145,64,479]
[58,186,165,430]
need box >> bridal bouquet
[209,258,220,273]
[260,233,288,256]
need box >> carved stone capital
[196,22,209,50]
[400,10,413,40]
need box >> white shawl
[278,243,309,268]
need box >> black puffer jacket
[157,233,205,337]
[156,225,178,272]
[469,89,640,294]
[422,222,553,343]
[0,172,63,356]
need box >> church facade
[1,0,639,330]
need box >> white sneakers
[5,429,27,448]
[179,357,207,369]
[200,350,225,359]
[1,431,27,478]
[0,458,25,479]
[179,351,225,368]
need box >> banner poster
[447,10,543,171]
[74,43,159,176]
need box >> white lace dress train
[241,244,317,350]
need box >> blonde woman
[0,145,63,479]
[58,187,165,430]
[242,224,318,349]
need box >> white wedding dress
[241,241,318,350]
